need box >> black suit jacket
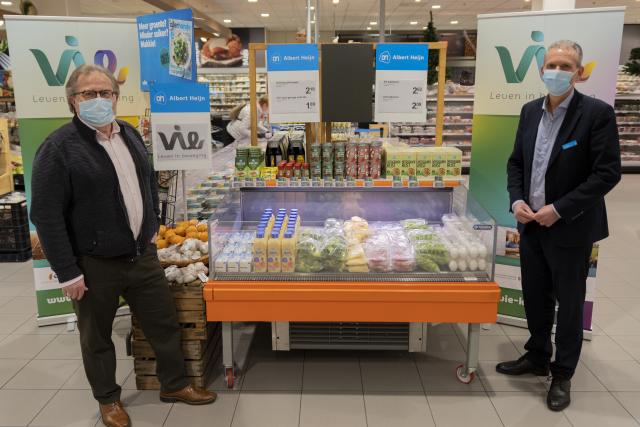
[506,90,621,247]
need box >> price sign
[267,44,320,123]
[374,44,428,122]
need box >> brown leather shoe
[159,384,217,405]
[99,401,131,427]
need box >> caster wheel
[225,368,235,389]
[455,364,476,384]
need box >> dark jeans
[520,222,592,379]
[73,245,188,404]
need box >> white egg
[458,259,467,271]
[469,259,478,271]
[448,260,458,272]
[468,245,478,258]
[449,247,459,259]
[458,246,468,258]
[478,259,487,270]
[476,244,487,258]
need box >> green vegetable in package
[414,241,450,266]
[296,239,324,273]
[321,235,348,271]
[416,255,440,272]
[401,219,428,230]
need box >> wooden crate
[132,317,212,341]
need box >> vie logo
[495,31,597,84]
[158,125,204,150]
[29,35,129,87]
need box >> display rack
[615,96,640,172]
[197,68,267,117]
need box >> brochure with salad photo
[169,18,193,78]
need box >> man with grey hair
[498,41,621,411]
[30,64,217,427]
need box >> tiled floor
[0,175,639,427]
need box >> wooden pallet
[133,317,211,341]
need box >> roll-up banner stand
[469,7,625,336]
[6,16,145,325]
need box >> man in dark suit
[497,40,621,411]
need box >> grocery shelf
[213,271,491,282]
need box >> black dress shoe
[495,355,550,376]
[547,377,571,411]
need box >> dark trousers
[520,222,592,379]
[73,245,188,404]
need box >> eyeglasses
[73,90,118,99]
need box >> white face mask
[541,69,576,97]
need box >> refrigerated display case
[204,183,500,388]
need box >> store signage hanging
[374,44,429,122]
[150,82,212,170]
[137,8,197,92]
[266,44,320,123]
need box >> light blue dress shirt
[513,90,573,216]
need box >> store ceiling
[13,0,640,32]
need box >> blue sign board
[375,44,429,71]
[136,8,197,92]
[267,44,319,71]
[150,83,210,113]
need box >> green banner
[499,287,526,318]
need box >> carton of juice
[252,229,267,272]
[267,229,282,272]
[446,147,463,177]
[431,147,447,177]
[400,147,417,177]
[384,146,403,177]
[281,229,297,273]
[415,147,433,177]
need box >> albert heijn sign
[150,82,212,170]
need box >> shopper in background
[30,65,217,427]
[499,40,621,411]
[216,94,269,145]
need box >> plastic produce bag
[295,228,325,273]
[401,218,428,230]
[321,234,348,271]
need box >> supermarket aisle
[0,175,639,427]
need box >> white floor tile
[0,334,55,359]
[563,362,607,392]
[0,263,22,281]
[360,357,423,392]
[500,324,531,337]
[3,359,81,389]
[425,334,466,361]
[599,283,640,298]
[594,313,640,336]
[415,357,484,392]
[0,295,15,308]
[62,359,134,390]
[12,316,71,335]
[477,361,547,392]
[427,323,457,336]
[0,283,31,297]
[29,389,100,427]
[427,392,503,427]
[473,335,521,361]
[0,296,36,315]
[299,392,366,427]
[563,392,639,427]
[0,389,55,426]
[164,391,239,427]
[580,335,635,363]
[231,392,300,427]
[303,353,362,391]
[611,335,640,361]
[241,353,303,391]
[35,334,82,360]
[364,392,435,427]
[0,313,31,334]
[610,298,640,321]
[119,390,172,427]
[612,391,640,423]
[585,360,640,391]
[489,392,572,427]
[0,358,29,388]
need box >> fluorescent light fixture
[0,20,4,26]
[261,13,269,17]
[432,4,441,9]
[248,0,258,2]
[410,21,418,25]
[213,32,220,37]
[366,26,371,30]
[423,26,427,29]
[370,21,377,25]
[200,37,207,42]
[310,20,315,24]
[223,19,231,23]
[450,20,459,24]
[333,0,339,3]
[415,0,421,2]
[0,1,12,5]
[307,5,315,9]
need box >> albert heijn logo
[158,125,204,151]
[379,50,391,64]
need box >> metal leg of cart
[222,321,235,389]
[456,323,480,384]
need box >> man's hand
[534,204,560,227]
[63,278,88,301]
[514,202,536,224]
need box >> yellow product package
[416,147,433,177]
[445,147,463,177]
[431,147,447,177]
[400,147,417,177]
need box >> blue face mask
[541,69,576,97]
[78,97,114,127]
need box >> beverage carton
[416,147,433,177]
[431,147,447,177]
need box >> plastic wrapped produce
[401,218,428,230]
[389,236,416,272]
[321,234,348,271]
[295,228,325,273]
[414,240,450,267]
[416,255,440,272]
[406,228,438,242]
[364,234,391,272]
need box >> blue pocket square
[562,140,578,150]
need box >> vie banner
[469,8,624,331]
[6,16,145,324]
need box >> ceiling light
[450,20,458,24]
[261,13,269,17]
[307,5,315,9]
[213,32,220,37]
[0,20,4,26]
[333,0,339,3]
[410,21,418,25]
[0,1,12,5]
[310,20,315,24]
[223,19,231,23]
[423,26,427,29]
[366,26,371,30]
[432,4,441,9]
[415,0,421,2]
[370,21,377,25]
[248,0,258,2]
[200,37,207,43]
